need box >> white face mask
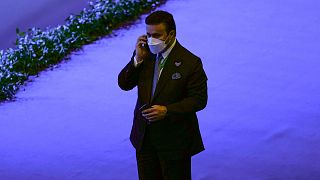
[147,37,167,54]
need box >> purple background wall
[0,0,320,179]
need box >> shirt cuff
[133,56,143,67]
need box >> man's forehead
[146,23,166,34]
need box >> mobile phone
[142,42,150,52]
[139,104,151,111]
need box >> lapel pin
[172,72,182,80]
[175,61,182,67]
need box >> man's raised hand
[135,35,148,63]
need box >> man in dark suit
[118,10,208,180]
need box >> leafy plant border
[0,0,165,102]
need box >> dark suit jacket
[118,40,208,158]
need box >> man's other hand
[142,105,167,122]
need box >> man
[118,10,208,180]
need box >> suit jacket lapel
[151,41,181,103]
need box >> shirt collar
[161,38,177,60]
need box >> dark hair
[145,10,176,34]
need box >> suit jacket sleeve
[166,58,208,114]
[118,51,143,91]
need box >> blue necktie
[151,54,163,98]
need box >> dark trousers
[136,126,192,180]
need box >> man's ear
[169,30,176,38]
[165,30,175,44]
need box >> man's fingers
[138,37,147,41]
[142,107,154,114]
[137,35,147,42]
[141,105,165,121]
[142,111,157,118]
[142,108,159,120]
[146,116,158,121]
[146,114,159,121]
[137,41,146,48]
[137,40,146,45]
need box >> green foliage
[0,0,165,102]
